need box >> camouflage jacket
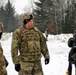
[11,26,50,64]
[0,32,7,74]
[0,41,4,66]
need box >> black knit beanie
[23,14,33,25]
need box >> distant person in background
[66,33,76,75]
[11,13,50,75]
[0,22,8,75]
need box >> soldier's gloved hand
[3,56,9,67]
[5,62,8,67]
[5,59,8,67]
[45,58,49,65]
[15,64,21,72]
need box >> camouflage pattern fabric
[0,66,7,75]
[11,25,50,64]
[22,13,33,22]
[0,42,7,75]
[19,61,43,75]
[0,22,3,32]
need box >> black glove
[0,32,2,39]
[3,56,8,67]
[5,62,8,67]
[45,58,49,65]
[15,64,21,72]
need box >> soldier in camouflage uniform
[0,22,8,75]
[11,13,50,75]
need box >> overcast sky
[14,0,30,14]
[0,0,38,14]
[14,0,38,14]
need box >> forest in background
[0,0,76,34]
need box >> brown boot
[66,71,69,75]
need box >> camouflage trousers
[19,61,43,75]
[0,66,7,75]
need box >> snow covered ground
[1,33,75,75]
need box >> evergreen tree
[0,6,5,24]
[34,0,46,32]
[4,0,16,32]
[64,0,76,33]
[34,0,57,33]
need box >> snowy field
[1,33,75,75]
